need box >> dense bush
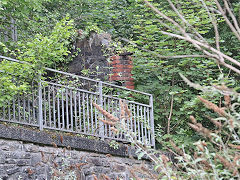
[94,81,240,179]
[0,16,75,106]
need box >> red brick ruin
[69,31,134,89]
[109,55,134,89]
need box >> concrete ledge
[0,124,138,158]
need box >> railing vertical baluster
[147,107,151,145]
[90,94,94,134]
[107,98,110,137]
[44,86,46,126]
[57,88,60,129]
[137,105,140,141]
[117,99,122,139]
[103,97,107,136]
[140,106,144,143]
[111,98,114,137]
[13,96,16,121]
[17,95,21,122]
[3,103,5,120]
[82,92,86,133]
[107,98,111,137]
[98,82,104,138]
[53,87,56,128]
[61,89,65,129]
[144,106,147,145]
[23,95,26,122]
[38,78,43,131]
[94,95,97,133]
[8,100,11,121]
[130,103,133,132]
[32,91,35,123]
[27,95,30,123]
[86,93,90,133]
[133,104,137,139]
[78,92,82,132]
[74,91,77,131]
[66,89,69,130]
[70,89,73,131]
[48,86,51,127]
[150,95,155,147]
[126,102,130,132]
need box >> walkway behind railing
[0,56,155,147]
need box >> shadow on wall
[68,31,112,81]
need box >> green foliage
[0,61,33,107]
[109,140,120,150]
[138,85,240,179]
[16,16,75,68]
[95,82,240,179]
[117,0,240,147]
[0,16,75,107]
[0,0,51,40]
[41,0,138,38]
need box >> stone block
[4,152,25,159]
[0,158,5,164]
[5,159,16,164]
[0,175,8,180]
[6,167,20,175]
[30,153,42,166]
[112,164,126,172]
[8,172,29,180]
[16,159,30,166]
[1,145,10,151]
[0,168,7,175]
[85,175,95,180]
[24,144,39,152]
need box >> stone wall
[0,124,156,180]
[0,139,154,180]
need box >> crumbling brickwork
[109,55,134,89]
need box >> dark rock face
[68,32,112,81]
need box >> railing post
[38,74,43,131]
[149,94,155,148]
[98,82,104,138]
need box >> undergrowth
[93,82,240,179]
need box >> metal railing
[0,56,155,147]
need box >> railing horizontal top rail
[102,94,151,108]
[43,81,99,96]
